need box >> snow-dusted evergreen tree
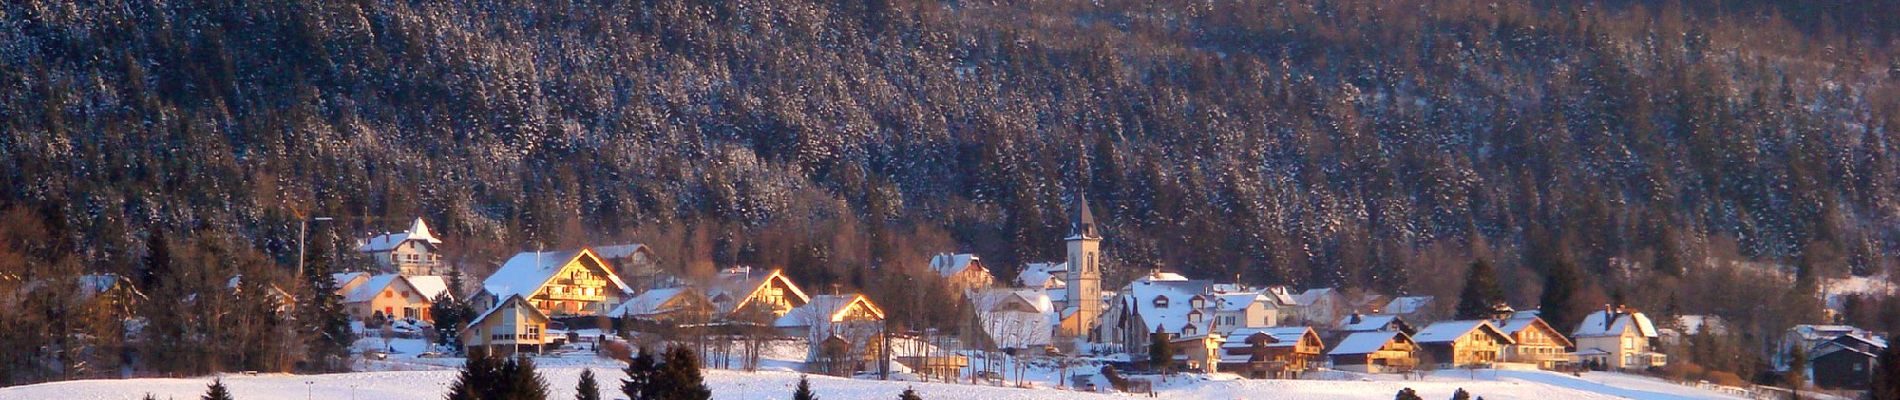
[295,229,353,372]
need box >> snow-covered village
[5,1,1900,400]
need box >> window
[384,290,394,298]
[1153,296,1170,308]
[1189,311,1203,323]
[1190,297,1205,309]
[1184,325,1198,336]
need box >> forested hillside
[1,0,1898,383]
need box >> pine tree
[575,368,601,400]
[1394,387,1423,400]
[621,347,658,400]
[144,394,159,400]
[1872,343,1900,400]
[501,356,549,400]
[138,229,172,291]
[897,387,922,400]
[653,346,711,400]
[296,230,354,372]
[447,349,501,400]
[202,378,234,400]
[1148,333,1174,375]
[1454,259,1504,320]
[793,375,817,400]
[1449,388,1470,400]
[1537,260,1585,334]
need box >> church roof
[1068,192,1099,239]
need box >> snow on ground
[0,366,1752,400]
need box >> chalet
[1572,307,1666,370]
[1810,333,1888,390]
[1167,333,1225,373]
[1384,296,1437,321]
[1294,288,1346,324]
[606,287,713,323]
[1096,271,1215,355]
[355,218,446,276]
[707,267,811,321]
[1259,286,1302,323]
[478,248,634,317]
[461,294,551,356]
[1413,320,1514,368]
[1335,313,1415,336]
[592,243,670,291]
[963,289,1056,351]
[1218,327,1325,379]
[776,294,887,375]
[1495,312,1575,369]
[343,274,448,322]
[929,253,996,292]
[1327,331,1419,373]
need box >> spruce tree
[621,347,658,400]
[793,375,817,400]
[897,387,922,400]
[576,368,601,400]
[1872,343,1900,400]
[1538,260,1585,334]
[138,229,172,291]
[501,356,549,400]
[202,378,234,400]
[447,349,501,400]
[296,230,354,372]
[1454,259,1504,320]
[1394,388,1423,400]
[653,346,711,400]
[1148,333,1174,375]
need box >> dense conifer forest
[1,0,1898,385]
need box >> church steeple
[1069,192,1099,239]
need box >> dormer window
[1190,296,1205,309]
[1184,325,1198,336]
[1189,310,1203,323]
[1153,296,1170,308]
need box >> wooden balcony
[541,291,605,301]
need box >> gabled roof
[1293,288,1337,306]
[1413,320,1514,345]
[1496,315,1574,347]
[482,248,633,300]
[592,243,651,260]
[929,253,985,278]
[609,287,705,318]
[968,289,1056,349]
[1337,314,1409,333]
[467,294,548,329]
[356,218,442,252]
[332,272,369,289]
[1016,262,1067,289]
[1223,327,1321,349]
[1789,324,1868,342]
[345,274,410,303]
[1574,310,1658,338]
[1385,296,1434,315]
[1329,331,1414,356]
[774,294,885,328]
[708,267,811,314]
[407,275,451,300]
[1120,273,1214,334]
[1212,293,1267,312]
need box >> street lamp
[297,216,335,278]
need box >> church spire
[1069,191,1098,239]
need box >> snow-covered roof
[1573,310,1659,338]
[1223,327,1317,349]
[1789,324,1867,342]
[1413,320,1512,344]
[1674,315,1728,336]
[482,249,632,300]
[1120,273,1214,334]
[332,272,369,289]
[1329,331,1410,355]
[346,274,406,303]
[1293,288,1336,306]
[1495,315,1573,347]
[1385,296,1433,314]
[968,289,1056,349]
[708,267,810,314]
[1016,262,1067,289]
[356,218,442,252]
[1262,286,1299,306]
[609,287,699,318]
[1336,314,1406,332]
[467,294,547,329]
[775,294,884,328]
[929,253,984,278]
[592,243,651,260]
[407,275,450,300]
[1212,293,1266,312]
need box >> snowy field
[0,365,1753,400]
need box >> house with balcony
[343,274,449,323]
[1219,326,1325,379]
[1328,330,1419,373]
[461,294,551,356]
[1572,307,1666,370]
[775,294,887,376]
[355,218,447,276]
[707,267,811,321]
[1413,320,1514,368]
[1495,311,1575,369]
[477,248,634,317]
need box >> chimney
[1349,312,1363,325]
